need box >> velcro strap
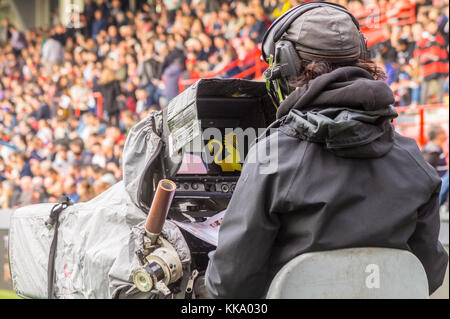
[46,196,73,299]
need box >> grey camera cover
[9,111,191,299]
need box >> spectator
[93,179,111,195]
[9,25,27,54]
[137,44,162,105]
[52,143,71,174]
[0,180,20,209]
[17,176,34,206]
[135,88,151,114]
[63,177,79,203]
[95,68,122,126]
[0,156,6,182]
[68,137,92,165]
[1,19,11,45]
[42,31,65,68]
[69,77,90,115]
[241,13,267,43]
[28,136,45,161]
[15,152,33,178]
[158,41,185,79]
[91,9,107,39]
[77,179,96,202]
[422,125,449,177]
[121,110,138,134]
[162,58,184,101]
[414,19,449,104]
[35,97,52,121]
[31,185,47,204]
[164,0,182,23]
[83,0,98,37]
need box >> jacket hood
[278,66,398,158]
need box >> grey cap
[281,6,361,62]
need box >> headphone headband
[261,2,363,62]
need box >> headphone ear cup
[285,41,302,79]
[275,40,302,81]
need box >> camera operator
[205,3,448,299]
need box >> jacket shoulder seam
[393,139,437,185]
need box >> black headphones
[262,1,370,104]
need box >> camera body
[152,78,276,273]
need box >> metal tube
[145,179,177,235]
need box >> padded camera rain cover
[8,110,191,299]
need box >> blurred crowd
[364,0,449,106]
[0,0,449,209]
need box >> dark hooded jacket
[205,66,448,298]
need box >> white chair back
[266,248,429,299]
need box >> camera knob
[221,183,230,193]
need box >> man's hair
[290,59,386,87]
[92,165,104,174]
[71,162,82,170]
[428,125,444,141]
[70,138,84,151]
[15,152,27,162]
[58,143,69,151]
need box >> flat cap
[281,6,362,63]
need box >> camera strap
[45,196,73,299]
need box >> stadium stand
[0,0,448,209]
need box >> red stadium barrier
[178,48,268,92]
[92,92,103,118]
[74,92,103,118]
[394,103,449,147]
[179,1,418,88]
[352,0,416,48]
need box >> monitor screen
[175,126,246,177]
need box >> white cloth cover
[9,111,191,299]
